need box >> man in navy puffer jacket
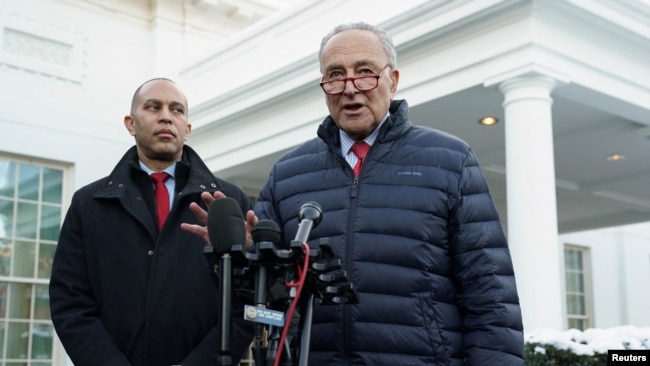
[255,22,524,366]
[187,22,524,365]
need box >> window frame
[564,244,595,330]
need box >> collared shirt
[340,112,390,168]
[140,161,177,208]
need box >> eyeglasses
[320,65,390,95]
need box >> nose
[158,106,173,122]
[342,79,359,95]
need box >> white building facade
[0,0,648,364]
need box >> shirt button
[147,250,154,256]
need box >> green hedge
[525,342,608,365]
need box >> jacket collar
[94,145,225,200]
[317,99,413,150]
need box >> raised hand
[180,191,257,248]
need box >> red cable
[274,242,310,366]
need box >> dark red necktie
[150,172,170,230]
[351,141,370,177]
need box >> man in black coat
[49,78,254,366]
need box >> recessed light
[606,153,625,161]
[479,116,498,126]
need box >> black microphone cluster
[204,198,358,366]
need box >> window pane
[32,322,53,359]
[7,321,29,359]
[8,283,31,319]
[40,205,60,241]
[0,198,14,237]
[576,252,583,270]
[16,202,37,239]
[0,240,11,276]
[0,161,16,198]
[18,164,40,201]
[577,274,584,292]
[0,283,7,317]
[566,272,576,292]
[577,295,585,314]
[568,318,585,331]
[41,168,62,204]
[38,243,55,279]
[565,250,575,268]
[568,318,577,329]
[567,294,579,314]
[33,285,50,320]
[0,321,4,354]
[13,240,35,278]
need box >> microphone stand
[289,202,321,366]
[218,252,233,365]
[229,202,358,366]
[297,293,314,366]
[202,243,234,366]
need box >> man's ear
[124,115,136,136]
[389,68,400,94]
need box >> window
[0,157,65,364]
[564,245,593,330]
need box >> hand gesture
[180,191,257,248]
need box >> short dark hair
[130,77,178,113]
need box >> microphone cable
[274,242,310,366]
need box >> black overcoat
[50,145,252,366]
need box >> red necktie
[351,141,370,177]
[150,172,170,230]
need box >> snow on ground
[525,326,650,355]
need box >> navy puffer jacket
[256,100,524,365]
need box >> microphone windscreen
[251,219,281,244]
[207,197,245,256]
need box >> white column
[499,76,564,331]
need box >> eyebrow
[142,99,186,108]
[324,60,377,73]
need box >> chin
[154,148,180,161]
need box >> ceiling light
[479,116,498,126]
[606,153,625,161]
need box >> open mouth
[343,103,364,112]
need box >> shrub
[525,342,608,365]
[524,326,650,365]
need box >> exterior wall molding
[0,10,86,83]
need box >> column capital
[498,76,558,106]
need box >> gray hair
[319,22,397,69]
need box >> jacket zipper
[350,176,359,198]
[344,175,360,362]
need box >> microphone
[206,197,246,365]
[287,201,322,366]
[250,220,281,307]
[251,219,281,245]
[248,220,281,364]
[207,197,246,256]
[294,201,322,244]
